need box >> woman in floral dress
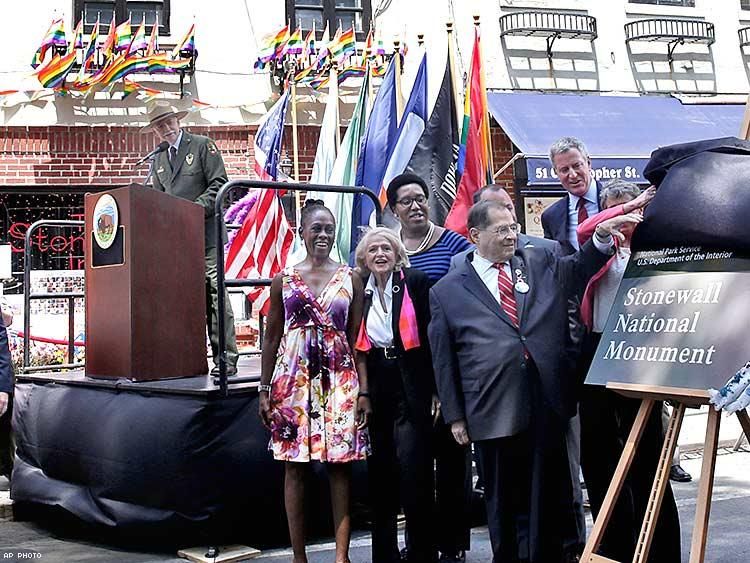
[259,199,371,563]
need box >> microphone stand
[142,156,157,187]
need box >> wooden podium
[84,184,208,381]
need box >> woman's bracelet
[258,384,272,393]
[358,391,370,398]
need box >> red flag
[445,28,493,237]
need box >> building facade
[2,0,750,278]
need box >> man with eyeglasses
[542,137,602,255]
[429,200,637,563]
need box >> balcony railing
[625,18,715,45]
[499,11,597,40]
[739,26,750,47]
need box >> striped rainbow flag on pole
[172,23,196,56]
[114,18,132,52]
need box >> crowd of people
[256,136,690,563]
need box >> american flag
[224,91,293,315]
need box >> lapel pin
[157,166,165,173]
[515,280,530,294]
[186,153,194,166]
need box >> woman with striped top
[386,173,473,563]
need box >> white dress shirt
[567,179,599,250]
[470,252,512,305]
[593,247,631,333]
[365,273,394,348]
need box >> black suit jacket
[362,268,436,423]
[428,241,610,441]
[0,324,12,395]
[541,182,603,254]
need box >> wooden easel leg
[632,403,685,563]
[736,408,750,443]
[688,407,721,563]
[581,399,655,563]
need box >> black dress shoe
[669,464,692,482]
[439,551,466,563]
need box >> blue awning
[487,92,745,186]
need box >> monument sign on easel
[582,246,750,563]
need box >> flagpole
[446,21,461,130]
[331,62,341,150]
[393,39,404,122]
[289,63,302,226]
[473,15,494,174]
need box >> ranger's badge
[207,142,218,155]
[186,153,194,166]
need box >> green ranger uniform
[151,130,239,373]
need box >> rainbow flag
[375,33,386,56]
[445,27,493,236]
[36,51,77,89]
[146,15,159,55]
[361,30,373,65]
[76,15,100,82]
[71,19,84,50]
[172,23,196,56]
[310,73,330,91]
[255,24,288,67]
[31,18,67,68]
[101,18,117,60]
[282,28,303,56]
[129,19,147,53]
[121,79,139,98]
[371,62,386,77]
[331,27,355,65]
[337,64,365,84]
[301,24,316,60]
[114,18,132,52]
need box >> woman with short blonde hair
[353,226,438,563]
[354,226,410,274]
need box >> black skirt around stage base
[10,369,368,545]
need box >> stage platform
[10,354,367,543]
[15,353,263,397]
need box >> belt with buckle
[373,346,399,360]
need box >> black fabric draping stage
[11,367,367,543]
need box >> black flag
[406,52,459,226]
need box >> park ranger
[142,101,238,376]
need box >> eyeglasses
[482,223,520,237]
[395,195,427,207]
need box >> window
[73,0,170,35]
[286,0,372,40]
[742,0,750,10]
[628,0,695,6]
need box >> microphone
[134,141,170,166]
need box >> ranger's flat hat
[141,101,189,133]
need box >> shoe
[210,365,237,376]
[669,464,692,482]
[439,551,466,563]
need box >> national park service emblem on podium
[93,194,119,249]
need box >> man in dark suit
[0,313,13,480]
[452,185,585,559]
[541,137,602,254]
[429,200,635,562]
[143,102,238,375]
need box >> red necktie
[494,263,519,327]
[577,198,589,226]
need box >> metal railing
[499,11,597,40]
[625,18,715,44]
[739,26,750,48]
[22,219,85,373]
[213,180,382,396]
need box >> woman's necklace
[403,221,435,256]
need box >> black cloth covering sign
[634,136,750,252]
[11,382,367,542]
